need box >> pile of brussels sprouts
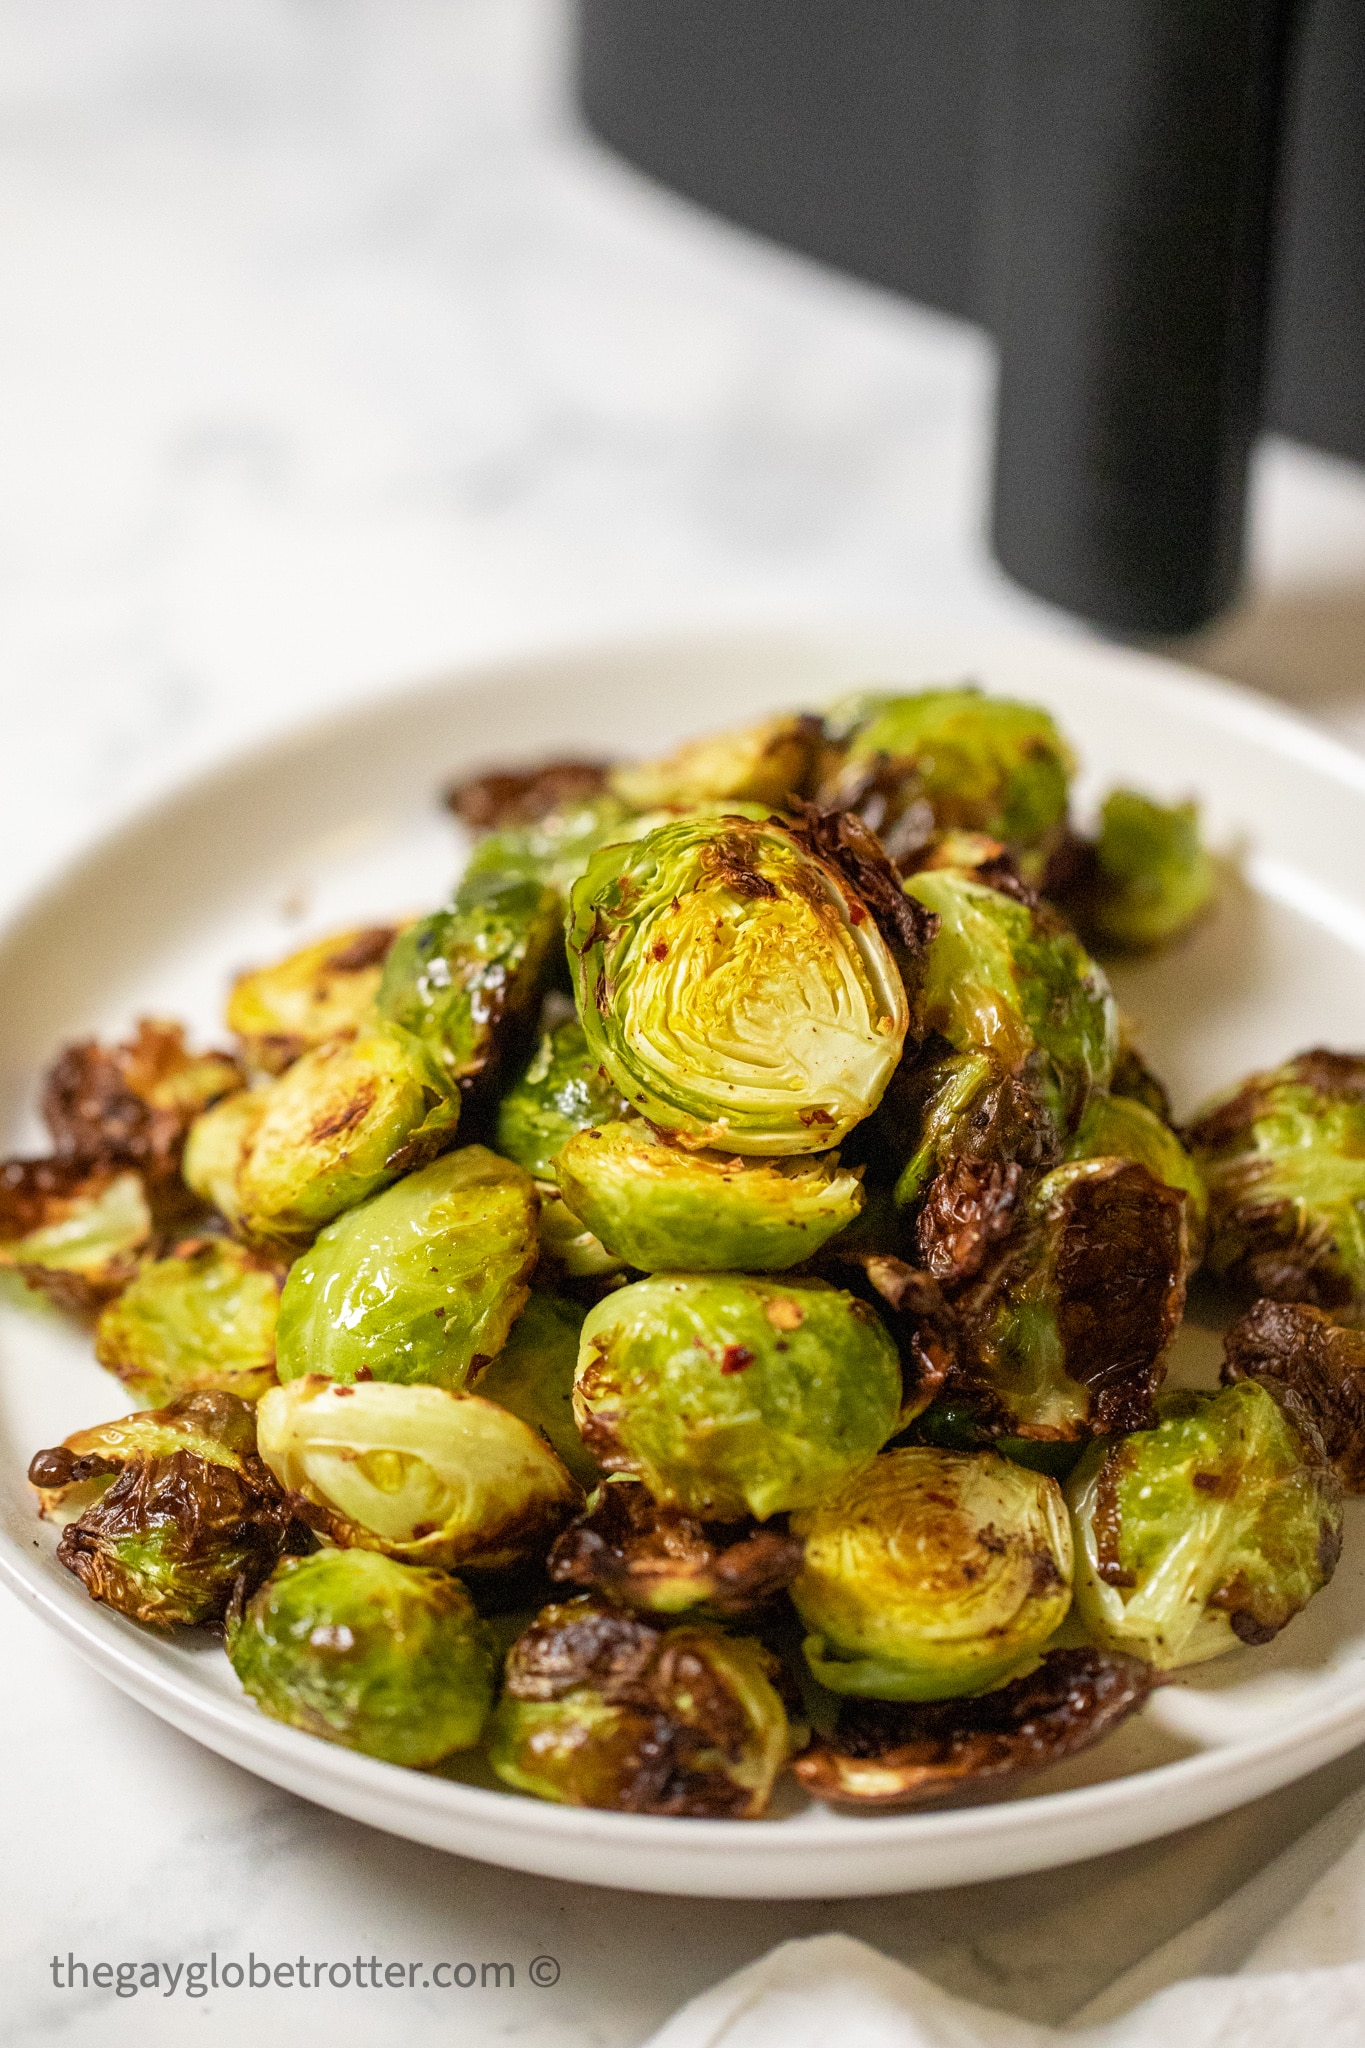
[10,684,1365,1819]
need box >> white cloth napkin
[644,1783,1365,2048]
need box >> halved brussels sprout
[548,1479,803,1616]
[791,1447,1073,1701]
[275,1146,537,1389]
[820,687,1073,851]
[555,1120,865,1272]
[94,1238,281,1406]
[568,814,909,1155]
[1188,1050,1365,1319]
[1084,789,1216,952]
[1222,1297,1365,1492]
[228,1549,495,1766]
[575,1273,902,1519]
[608,713,820,813]
[495,1017,626,1181]
[1066,1092,1208,1259]
[473,1290,602,1489]
[227,925,399,1075]
[487,1596,792,1816]
[28,1387,260,1524]
[904,867,1116,1136]
[376,868,561,1094]
[1067,1379,1343,1670]
[0,1162,152,1314]
[461,794,642,897]
[256,1376,581,1570]
[184,1023,460,1255]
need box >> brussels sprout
[1084,789,1216,952]
[903,867,1116,1135]
[487,1596,792,1816]
[555,1120,865,1273]
[568,814,909,1155]
[185,1023,460,1255]
[891,1049,1056,1217]
[256,1376,580,1569]
[609,713,820,813]
[228,1549,495,1766]
[42,1018,242,1222]
[227,925,399,1076]
[1188,1051,1365,1319]
[376,869,562,1093]
[473,1290,602,1488]
[461,795,643,897]
[533,1181,626,1281]
[1066,1092,1208,1259]
[93,1238,281,1406]
[794,1647,1153,1807]
[1221,1297,1365,1493]
[548,1479,803,1616]
[0,1162,152,1313]
[28,1387,260,1524]
[821,687,1073,851]
[791,1447,1073,1701]
[495,1018,626,1180]
[1067,1379,1343,1670]
[275,1146,537,1389]
[575,1273,902,1519]
[951,1157,1188,1439]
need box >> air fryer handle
[987,0,1300,636]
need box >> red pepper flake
[354,1366,374,1381]
[652,941,669,961]
[849,901,866,924]
[720,1344,755,1374]
[333,1387,355,1398]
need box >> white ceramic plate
[4,626,1365,1900]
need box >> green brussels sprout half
[228,1549,495,1766]
[555,1120,865,1272]
[487,1596,792,1816]
[256,1376,581,1569]
[495,1017,626,1180]
[609,713,820,813]
[791,1447,1073,1701]
[28,1387,261,1524]
[822,687,1073,848]
[1086,789,1216,952]
[1067,1380,1343,1670]
[1188,1051,1365,1319]
[227,924,399,1076]
[184,1023,460,1255]
[904,868,1116,1136]
[575,1273,902,1519]
[1065,1092,1208,1259]
[473,1290,602,1489]
[274,1145,536,1389]
[0,1162,152,1314]
[568,814,908,1155]
[376,868,562,1093]
[94,1238,282,1406]
[1222,1296,1365,1494]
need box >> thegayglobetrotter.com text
[49,1952,562,1997]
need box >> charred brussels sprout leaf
[376,869,562,1094]
[487,1596,792,1816]
[791,1447,1073,1701]
[794,1647,1153,1807]
[256,1376,581,1569]
[184,1023,460,1255]
[1188,1051,1365,1319]
[275,1145,537,1389]
[568,814,909,1155]
[1085,789,1216,952]
[447,757,609,832]
[609,713,820,812]
[94,1238,281,1406]
[904,868,1116,1136]
[1066,1093,1208,1259]
[474,1290,602,1489]
[1221,1298,1365,1493]
[495,1018,626,1180]
[0,1162,152,1313]
[227,925,399,1076]
[890,1049,1058,1222]
[29,1387,261,1524]
[555,1121,865,1272]
[548,1479,803,1617]
[574,1273,902,1519]
[1067,1379,1343,1669]
[228,1549,494,1766]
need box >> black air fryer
[575,0,1365,635]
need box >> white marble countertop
[6,5,1365,2044]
